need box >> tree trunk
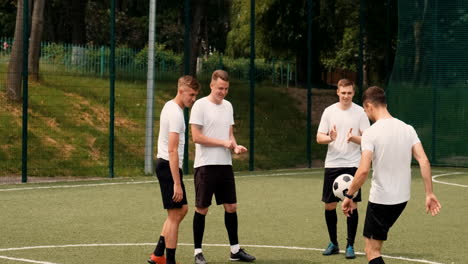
[413,0,427,77]
[29,0,46,82]
[6,0,25,101]
[189,0,207,77]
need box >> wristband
[344,192,354,199]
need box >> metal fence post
[306,0,313,168]
[109,0,116,178]
[249,0,255,171]
[21,0,30,183]
[183,0,190,174]
[144,0,157,175]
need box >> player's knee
[224,203,237,213]
[325,202,337,210]
[196,207,209,215]
[365,239,382,260]
[169,206,188,222]
[180,205,188,217]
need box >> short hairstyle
[178,75,200,91]
[211,69,229,82]
[337,78,354,90]
[363,86,386,106]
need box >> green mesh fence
[0,38,299,182]
[387,0,468,166]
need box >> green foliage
[134,43,183,68]
[321,26,359,71]
[41,43,67,64]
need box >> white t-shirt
[156,100,185,169]
[317,103,370,168]
[361,118,421,205]
[189,97,235,168]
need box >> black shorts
[322,167,362,203]
[363,201,407,241]
[194,165,237,208]
[155,158,188,209]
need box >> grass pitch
[1,167,467,264]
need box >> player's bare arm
[346,128,363,144]
[191,124,234,149]
[168,132,183,202]
[412,142,442,216]
[316,125,337,144]
[342,150,372,216]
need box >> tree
[6,0,24,101]
[188,0,207,76]
[226,0,397,87]
[184,0,231,76]
[28,0,45,81]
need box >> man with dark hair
[148,76,200,264]
[317,79,370,259]
[342,86,442,264]
[190,70,255,264]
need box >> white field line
[0,255,59,264]
[0,243,444,264]
[0,171,321,192]
[432,172,467,187]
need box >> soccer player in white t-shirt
[342,86,441,264]
[148,76,200,264]
[189,70,255,264]
[317,79,370,259]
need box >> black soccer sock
[166,248,176,264]
[369,256,385,264]
[193,212,206,249]
[325,209,338,245]
[153,235,165,256]
[346,208,359,247]
[224,211,239,245]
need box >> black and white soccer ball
[333,174,358,200]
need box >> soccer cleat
[345,245,356,259]
[148,254,166,264]
[230,248,256,262]
[322,242,339,255]
[195,252,207,264]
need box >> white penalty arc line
[0,243,444,264]
[0,170,321,192]
[0,255,59,264]
[432,172,467,187]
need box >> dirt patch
[64,92,140,131]
[42,136,76,159]
[86,137,101,161]
[278,86,337,124]
[0,91,22,118]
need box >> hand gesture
[172,183,183,202]
[425,193,442,216]
[234,145,248,154]
[342,197,355,217]
[346,128,353,143]
[329,125,337,141]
